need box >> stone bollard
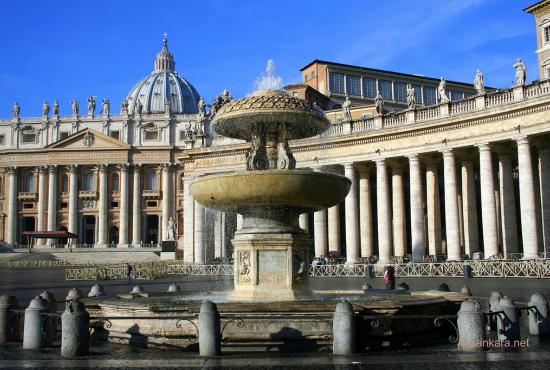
[0,295,19,344]
[438,283,450,292]
[66,288,84,302]
[397,282,410,291]
[23,296,52,349]
[198,301,221,357]
[131,285,145,294]
[528,292,549,337]
[457,299,485,351]
[460,286,472,296]
[497,296,520,342]
[332,300,355,355]
[88,284,105,297]
[167,283,181,293]
[39,291,57,313]
[61,299,90,358]
[488,291,503,330]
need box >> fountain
[192,60,351,300]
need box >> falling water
[254,59,284,91]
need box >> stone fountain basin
[191,170,351,214]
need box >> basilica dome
[125,35,200,115]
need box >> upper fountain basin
[212,89,330,141]
[191,169,351,214]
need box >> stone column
[539,148,550,256]
[344,163,359,264]
[517,137,540,259]
[409,155,425,262]
[499,155,518,256]
[214,211,224,259]
[131,165,142,246]
[161,164,172,242]
[97,164,108,247]
[426,163,442,256]
[461,160,479,258]
[478,144,499,258]
[299,213,309,233]
[236,214,244,230]
[376,159,392,264]
[313,210,328,257]
[36,166,48,245]
[118,164,129,247]
[68,165,78,237]
[442,150,461,261]
[183,177,195,262]
[194,201,205,264]
[392,166,406,257]
[5,167,18,246]
[358,167,373,258]
[47,166,57,246]
[327,205,340,256]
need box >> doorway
[145,215,159,244]
[21,216,35,245]
[82,216,96,245]
[109,226,119,245]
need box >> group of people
[311,254,340,266]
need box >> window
[413,84,422,104]
[545,25,550,43]
[363,78,376,97]
[111,201,119,208]
[112,174,119,192]
[146,200,158,208]
[450,90,464,101]
[464,92,475,99]
[393,82,407,102]
[110,130,120,140]
[61,175,69,192]
[22,132,37,144]
[85,172,95,191]
[379,80,393,100]
[423,86,437,106]
[23,203,34,209]
[329,72,345,93]
[0,135,4,145]
[146,170,158,190]
[346,75,361,96]
[59,132,69,140]
[60,202,68,209]
[23,174,35,192]
[144,130,159,141]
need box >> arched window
[24,174,35,192]
[85,172,95,191]
[112,174,120,192]
[146,170,158,190]
[61,175,69,192]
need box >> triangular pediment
[45,128,131,150]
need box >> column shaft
[517,138,540,258]
[478,144,499,258]
[161,164,172,242]
[299,213,309,233]
[426,164,441,256]
[118,165,129,246]
[461,160,479,257]
[392,167,406,257]
[97,165,108,246]
[409,155,425,261]
[313,210,328,257]
[214,211,223,259]
[327,205,340,255]
[194,201,205,264]
[539,148,550,256]
[68,165,78,237]
[499,155,518,256]
[344,163,359,263]
[443,151,461,260]
[358,168,373,258]
[47,166,57,245]
[376,159,392,263]
[36,167,47,245]
[6,168,18,246]
[183,177,195,262]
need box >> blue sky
[0,0,540,117]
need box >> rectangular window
[545,25,550,43]
[346,74,361,96]
[393,82,407,102]
[329,72,345,93]
[23,203,34,209]
[413,84,422,104]
[111,201,119,208]
[423,86,437,106]
[379,80,393,100]
[450,90,464,101]
[0,134,5,145]
[110,130,120,140]
[146,200,158,208]
[60,202,68,209]
[363,78,376,97]
[144,130,159,141]
[21,132,37,144]
[59,132,69,140]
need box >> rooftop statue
[42,101,50,116]
[513,58,526,86]
[53,100,59,115]
[197,96,206,120]
[87,95,96,116]
[374,91,384,115]
[210,89,233,117]
[438,78,449,103]
[164,97,170,113]
[342,95,352,122]
[12,102,20,118]
[474,69,485,95]
[135,99,143,114]
[102,99,110,115]
[120,99,128,113]
[406,84,416,109]
[71,99,79,115]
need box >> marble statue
[438,78,449,103]
[120,99,128,112]
[42,101,50,116]
[210,89,233,116]
[166,217,177,241]
[374,91,384,115]
[71,99,79,115]
[474,69,485,95]
[406,84,416,109]
[513,58,526,86]
[342,95,352,121]
[53,100,59,115]
[87,96,96,115]
[12,102,20,118]
[82,132,94,147]
[135,99,143,114]
[102,99,110,115]
[197,96,206,119]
